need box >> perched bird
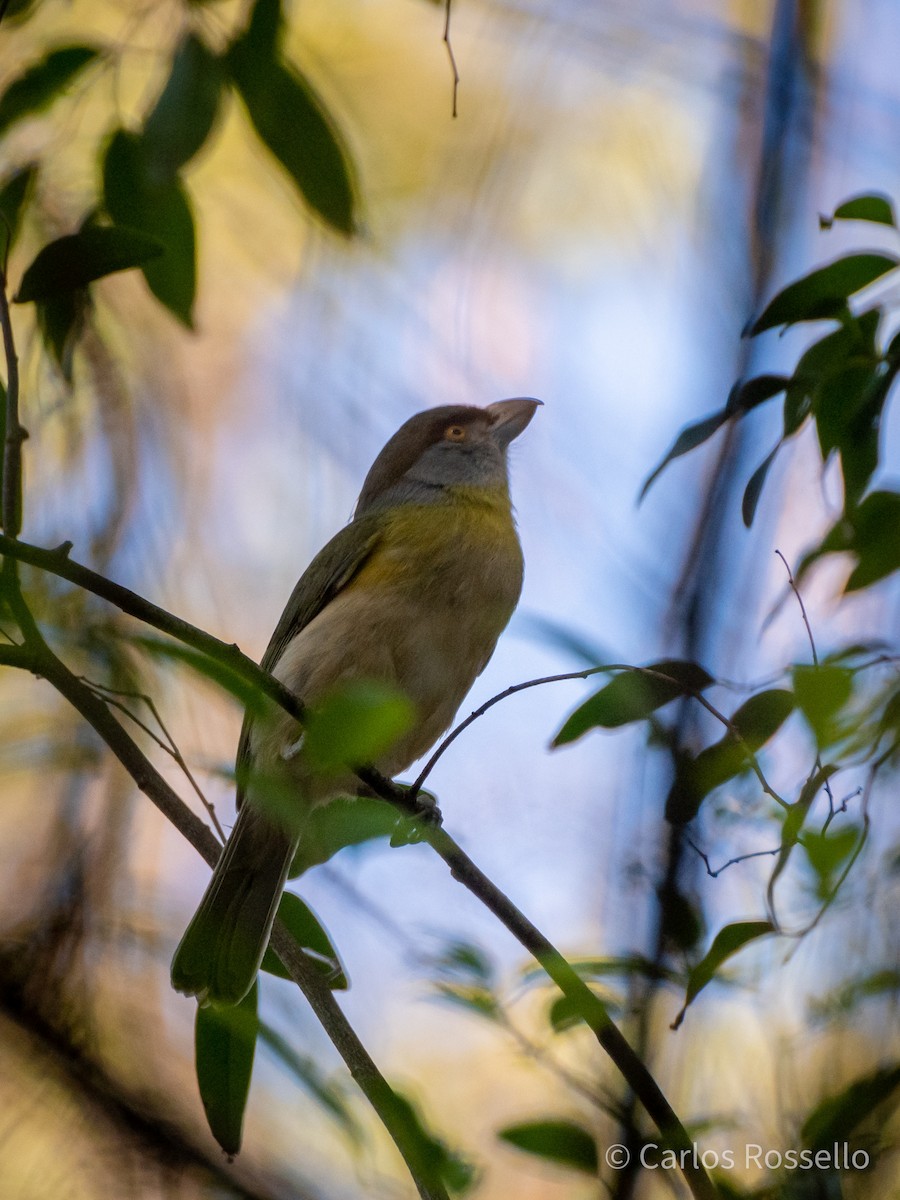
[171,398,539,1006]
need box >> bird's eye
[444,425,467,442]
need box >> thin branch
[686,837,781,879]
[442,0,460,118]
[411,666,610,793]
[0,266,26,538]
[82,677,227,842]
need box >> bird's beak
[486,397,542,449]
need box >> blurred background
[1,0,899,1197]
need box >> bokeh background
[2,0,900,1197]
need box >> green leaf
[671,920,775,1030]
[303,680,414,776]
[801,824,861,902]
[498,1119,598,1174]
[821,193,897,229]
[15,225,164,303]
[226,1,358,234]
[639,411,728,500]
[289,794,400,874]
[434,982,500,1021]
[0,46,99,139]
[749,254,899,335]
[801,491,900,591]
[260,890,347,988]
[742,443,781,527]
[141,34,223,181]
[802,1065,900,1150]
[666,689,795,824]
[103,130,196,325]
[0,164,37,255]
[553,660,713,745]
[195,982,258,1156]
[791,664,853,747]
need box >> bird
[171,397,540,1006]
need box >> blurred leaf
[520,954,681,990]
[434,982,500,1021]
[666,690,795,823]
[639,411,728,499]
[303,680,414,776]
[431,938,496,986]
[260,890,347,988]
[801,824,861,902]
[671,921,775,1030]
[548,989,619,1032]
[792,664,853,747]
[553,660,713,745]
[226,0,357,234]
[0,45,99,139]
[289,794,400,874]
[742,444,781,526]
[749,254,899,335]
[498,1119,598,1174]
[0,164,36,255]
[821,193,896,229]
[257,1021,361,1139]
[810,970,900,1023]
[103,130,196,325]
[389,1091,476,1194]
[726,373,790,414]
[767,765,839,908]
[36,290,86,381]
[15,225,163,302]
[141,33,223,180]
[132,634,269,717]
[195,981,258,1155]
[522,614,609,665]
[799,491,900,591]
[802,1065,900,1149]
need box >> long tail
[171,805,297,1006]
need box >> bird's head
[355,398,540,516]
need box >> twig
[443,0,460,118]
[82,677,227,842]
[0,265,26,538]
[686,837,781,879]
[775,548,837,819]
[411,666,610,793]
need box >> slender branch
[82,677,227,842]
[442,0,460,118]
[0,267,26,538]
[686,837,781,879]
[776,548,837,818]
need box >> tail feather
[171,805,297,1006]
